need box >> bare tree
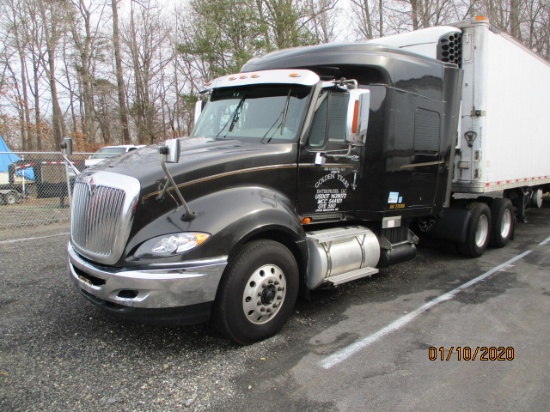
[36,0,68,147]
[125,0,172,144]
[111,0,131,144]
[66,0,110,146]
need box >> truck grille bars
[70,172,141,265]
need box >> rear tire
[457,202,491,258]
[213,240,299,345]
[531,188,543,208]
[489,198,514,248]
[4,192,17,205]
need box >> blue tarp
[0,135,35,180]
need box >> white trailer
[373,17,550,216]
[452,19,550,200]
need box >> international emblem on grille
[86,176,96,195]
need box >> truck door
[297,89,361,218]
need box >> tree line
[0,0,548,152]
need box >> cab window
[307,90,349,148]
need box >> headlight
[134,232,210,258]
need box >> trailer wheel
[531,188,543,208]
[457,202,491,258]
[4,192,17,205]
[489,198,514,248]
[213,240,299,345]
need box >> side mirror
[161,138,181,163]
[346,89,370,145]
[61,137,73,156]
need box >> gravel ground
[0,229,331,412]
[2,200,549,411]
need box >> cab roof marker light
[239,75,248,79]
[475,16,487,21]
[251,74,260,78]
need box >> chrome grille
[72,183,125,255]
[70,171,141,265]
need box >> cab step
[326,267,379,286]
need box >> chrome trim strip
[68,243,228,309]
[142,163,297,201]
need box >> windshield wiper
[216,93,246,139]
[261,89,292,143]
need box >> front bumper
[68,243,227,310]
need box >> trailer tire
[4,192,17,205]
[213,240,299,345]
[457,202,491,258]
[489,198,514,248]
[531,188,543,208]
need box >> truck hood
[80,137,297,197]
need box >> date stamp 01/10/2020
[429,346,515,362]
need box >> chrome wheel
[499,208,513,239]
[475,214,489,248]
[242,264,286,325]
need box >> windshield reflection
[192,85,312,143]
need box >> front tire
[213,240,299,345]
[457,202,491,258]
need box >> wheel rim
[475,214,489,247]
[533,189,543,208]
[6,194,16,205]
[242,264,286,325]
[499,209,513,239]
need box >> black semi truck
[65,18,550,344]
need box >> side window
[307,91,349,148]
[308,94,328,147]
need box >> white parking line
[319,250,533,369]
[539,236,550,246]
[0,232,69,245]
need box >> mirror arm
[157,144,195,221]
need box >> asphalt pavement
[1,205,549,411]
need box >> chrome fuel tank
[306,226,380,289]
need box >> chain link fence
[0,152,91,239]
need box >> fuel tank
[306,226,380,289]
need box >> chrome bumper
[68,243,227,309]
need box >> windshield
[90,147,128,159]
[191,84,312,142]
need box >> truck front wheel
[457,202,491,258]
[213,240,299,345]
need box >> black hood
[81,137,297,198]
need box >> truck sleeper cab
[68,54,460,344]
[67,18,548,344]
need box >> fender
[123,186,306,265]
